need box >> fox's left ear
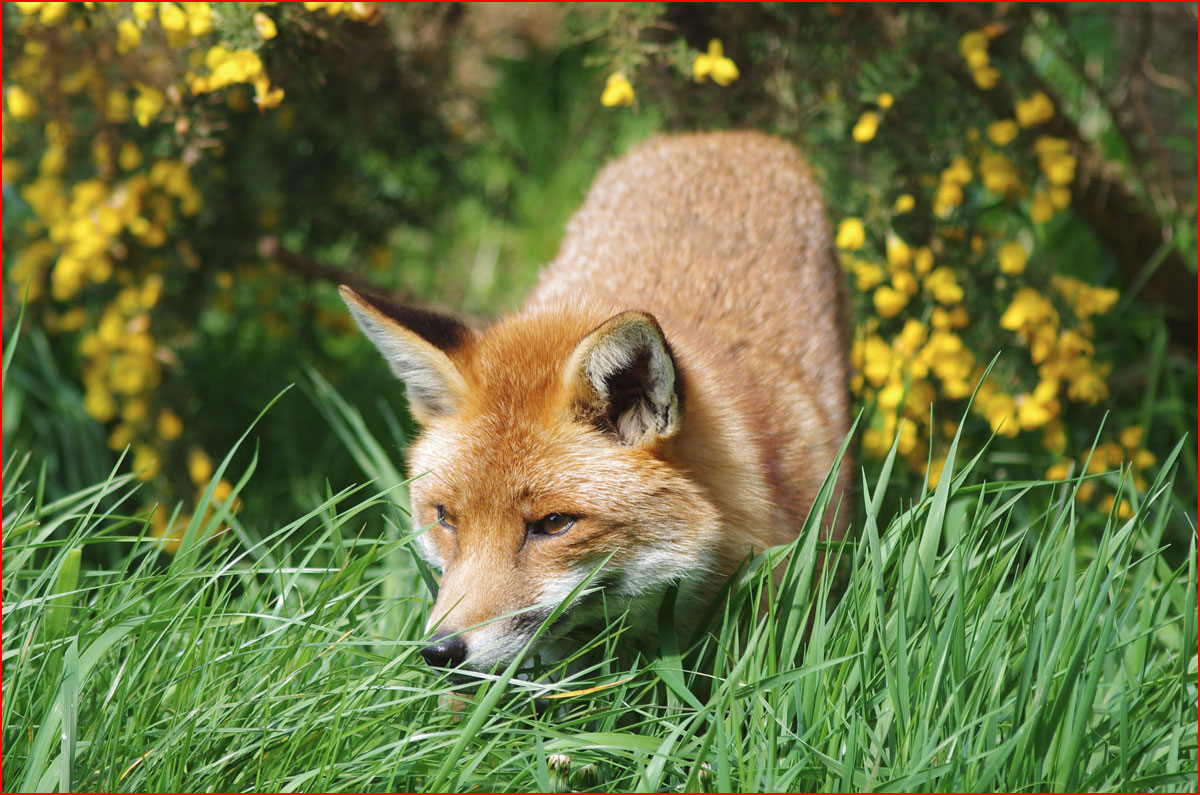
[339,285,474,424]
[566,311,682,446]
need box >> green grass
[3,368,1196,793]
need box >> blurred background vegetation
[3,2,1196,557]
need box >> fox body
[342,131,851,671]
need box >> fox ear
[339,285,472,423]
[566,311,682,446]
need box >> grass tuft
[2,383,1195,792]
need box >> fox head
[340,286,721,672]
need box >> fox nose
[420,633,467,668]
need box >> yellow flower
[1017,392,1056,430]
[253,11,278,39]
[1049,186,1071,209]
[981,392,1019,437]
[150,509,189,555]
[693,39,739,86]
[1033,135,1068,158]
[862,428,890,458]
[122,397,149,424]
[893,319,926,355]
[1119,425,1143,450]
[159,3,187,32]
[84,384,117,422]
[876,380,904,411]
[1045,459,1072,480]
[186,2,213,35]
[1133,449,1156,470]
[132,2,155,21]
[131,445,161,481]
[987,120,1018,146]
[1030,191,1054,223]
[893,420,917,455]
[892,270,918,296]
[877,92,894,110]
[926,455,947,488]
[893,194,915,214]
[972,66,1000,90]
[39,2,67,24]
[55,307,88,333]
[188,448,214,485]
[1098,495,1133,520]
[835,217,865,250]
[924,267,964,305]
[998,241,1028,275]
[913,246,934,276]
[1089,443,1123,473]
[1050,275,1119,318]
[118,141,143,171]
[6,86,38,121]
[108,424,135,452]
[931,181,960,216]
[905,380,936,415]
[979,151,1022,196]
[15,3,44,15]
[852,111,880,143]
[940,156,972,187]
[854,334,894,388]
[1015,91,1055,128]
[208,49,266,89]
[852,260,885,291]
[140,274,164,307]
[1000,287,1057,335]
[51,255,88,301]
[102,88,129,123]
[958,31,989,66]
[115,18,143,54]
[921,331,971,382]
[1044,153,1075,186]
[885,233,911,269]
[1066,365,1109,404]
[157,409,184,440]
[1043,420,1067,454]
[39,143,66,176]
[600,72,634,107]
[253,77,285,110]
[873,285,908,318]
[133,84,164,127]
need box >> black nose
[420,633,467,668]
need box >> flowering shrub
[3,2,382,545]
[829,24,1168,520]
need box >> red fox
[341,131,851,672]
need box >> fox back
[342,131,851,671]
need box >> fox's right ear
[339,285,472,424]
[566,310,682,446]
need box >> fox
[340,130,852,673]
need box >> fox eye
[436,505,457,531]
[528,513,576,537]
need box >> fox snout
[420,632,468,668]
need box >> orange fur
[342,131,851,671]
